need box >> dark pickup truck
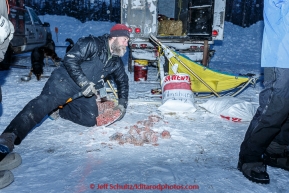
[1,0,53,69]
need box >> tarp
[168,52,250,93]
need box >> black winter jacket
[63,34,129,108]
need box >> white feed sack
[199,96,258,122]
[158,73,197,113]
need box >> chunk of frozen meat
[160,130,171,139]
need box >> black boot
[264,152,289,171]
[0,133,17,161]
[264,141,289,171]
[237,159,270,184]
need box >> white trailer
[121,0,226,73]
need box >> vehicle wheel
[0,45,13,70]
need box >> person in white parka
[0,0,21,190]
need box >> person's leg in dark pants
[238,67,289,184]
[59,96,98,127]
[240,67,289,162]
[273,115,289,146]
[264,114,289,171]
[0,68,78,154]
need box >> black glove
[81,81,97,97]
[118,98,128,109]
[113,104,126,121]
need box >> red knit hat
[109,24,130,38]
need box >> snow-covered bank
[1,16,287,193]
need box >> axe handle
[59,92,83,108]
[107,80,118,99]
[59,80,117,109]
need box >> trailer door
[121,0,158,39]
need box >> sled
[149,34,258,98]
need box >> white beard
[111,39,127,57]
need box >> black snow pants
[239,67,289,163]
[3,66,98,145]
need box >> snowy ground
[0,16,288,193]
